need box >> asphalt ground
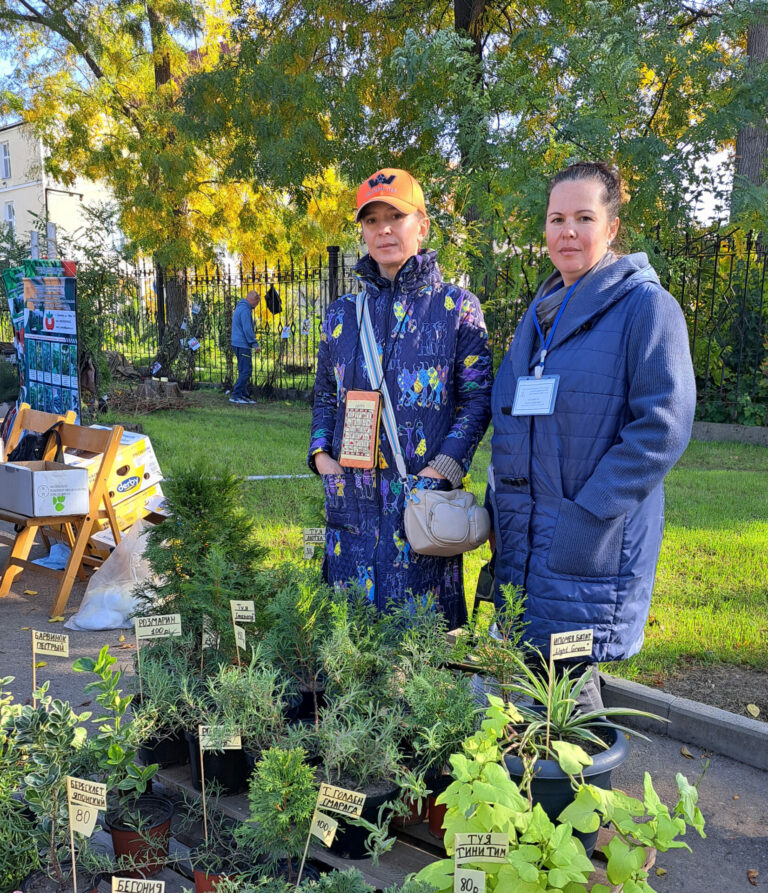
[1,520,766,892]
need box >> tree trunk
[731,21,768,217]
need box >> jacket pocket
[322,472,361,533]
[547,498,625,578]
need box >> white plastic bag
[65,519,155,630]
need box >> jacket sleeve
[433,292,494,475]
[308,311,340,472]
[242,306,257,348]
[574,286,696,520]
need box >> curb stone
[602,674,768,771]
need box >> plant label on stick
[202,615,219,650]
[112,880,166,893]
[454,869,486,893]
[66,776,107,837]
[303,527,325,545]
[234,623,246,651]
[317,783,366,818]
[230,600,255,623]
[33,629,69,655]
[134,614,182,639]
[453,832,509,864]
[199,725,242,750]
[310,809,338,846]
[550,628,594,660]
[32,629,69,705]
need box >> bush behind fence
[1,232,766,422]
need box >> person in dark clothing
[230,289,260,404]
[489,162,696,708]
[308,168,493,627]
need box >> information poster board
[19,259,80,418]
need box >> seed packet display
[338,390,381,470]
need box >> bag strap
[356,291,408,479]
[42,420,65,463]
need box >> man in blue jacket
[230,289,260,404]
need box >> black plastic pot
[327,783,399,860]
[185,730,250,795]
[503,722,630,856]
[284,685,326,722]
[139,727,189,768]
[21,866,101,893]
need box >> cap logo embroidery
[368,173,397,188]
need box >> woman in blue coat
[309,168,493,628]
[489,162,696,705]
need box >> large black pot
[139,727,189,768]
[326,783,399,860]
[503,722,630,856]
[185,730,250,796]
[21,866,101,893]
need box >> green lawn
[103,392,768,684]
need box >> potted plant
[73,646,172,878]
[235,746,318,883]
[416,698,706,893]
[261,567,333,724]
[2,680,101,892]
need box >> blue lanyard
[531,277,583,378]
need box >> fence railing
[1,232,766,421]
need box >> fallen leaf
[680,745,695,759]
[48,616,65,623]
[655,868,667,877]
[747,869,758,886]
[21,627,30,631]
[34,661,47,668]
[23,589,37,595]
[746,704,760,718]
[733,795,740,800]
[77,700,92,707]
[119,643,135,650]
[119,634,125,643]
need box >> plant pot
[284,685,326,722]
[392,794,427,828]
[503,723,630,856]
[106,793,174,878]
[327,783,399,860]
[193,861,252,893]
[139,727,189,769]
[426,770,452,839]
[185,730,250,795]
[20,869,101,893]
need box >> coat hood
[354,249,443,294]
[510,252,661,380]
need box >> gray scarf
[535,250,618,338]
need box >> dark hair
[547,161,624,220]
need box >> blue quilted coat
[489,253,696,661]
[309,251,493,627]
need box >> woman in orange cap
[308,168,493,627]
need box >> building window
[3,202,15,232]
[0,142,10,180]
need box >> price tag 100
[112,879,166,893]
[66,776,107,837]
[310,809,338,846]
[454,869,486,893]
[234,624,246,650]
[134,614,182,640]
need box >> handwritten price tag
[234,624,246,650]
[454,869,486,893]
[134,614,182,640]
[230,600,255,623]
[550,628,594,660]
[33,630,69,656]
[310,809,338,846]
[202,615,220,650]
[66,776,107,837]
[453,832,508,864]
[199,725,242,750]
[317,783,366,818]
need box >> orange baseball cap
[355,168,426,221]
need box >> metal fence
[1,232,766,421]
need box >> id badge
[512,375,559,416]
[338,390,381,468]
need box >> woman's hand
[314,452,344,475]
[417,466,447,480]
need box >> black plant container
[185,730,250,795]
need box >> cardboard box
[0,461,89,516]
[90,489,168,550]
[64,427,163,505]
